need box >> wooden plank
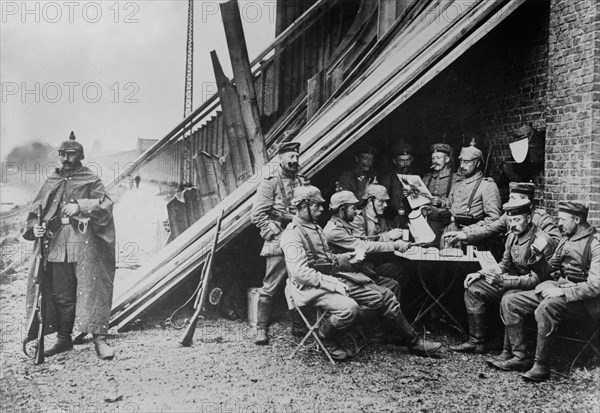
[378,0,397,40]
[183,187,202,225]
[221,0,267,169]
[211,51,253,183]
[166,195,189,240]
[307,70,325,120]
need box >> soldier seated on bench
[497,201,599,382]
[279,183,442,361]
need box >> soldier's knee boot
[254,296,273,345]
[290,310,308,338]
[490,323,532,371]
[389,312,442,357]
[45,298,75,357]
[450,313,486,353]
[44,333,73,357]
[317,318,348,361]
[486,333,512,366]
[522,333,552,382]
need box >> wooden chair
[284,282,335,365]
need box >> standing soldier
[337,145,377,199]
[421,143,454,245]
[380,141,418,228]
[251,141,304,345]
[443,182,561,250]
[496,202,599,382]
[440,143,501,246]
[449,199,555,354]
[22,132,116,360]
[280,184,442,360]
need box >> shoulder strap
[294,223,321,264]
[466,175,485,214]
[581,230,597,274]
[446,172,454,198]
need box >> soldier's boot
[522,334,552,382]
[44,333,73,357]
[290,310,308,338]
[450,313,486,353]
[44,300,75,357]
[317,318,348,361]
[490,324,532,372]
[93,335,115,360]
[390,312,442,357]
[254,296,272,345]
[486,333,512,366]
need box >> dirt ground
[1,184,599,413]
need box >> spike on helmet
[59,131,85,160]
[291,181,325,207]
[362,183,390,201]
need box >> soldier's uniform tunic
[251,165,304,297]
[323,216,400,296]
[422,164,454,244]
[337,168,377,200]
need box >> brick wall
[545,0,600,227]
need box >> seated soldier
[351,183,409,292]
[495,202,599,382]
[443,182,561,251]
[280,183,442,360]
[449,199,555,354]
[337,145,377,199]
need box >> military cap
[502,199,532,216]
[430,143,451,155]
[330,190,359,210]
[391,141,413,157]
[558,201,589,219]
[278,141,301,155]
[362,183,390,201]
[459,145,483,161]
[291,183,325,207]
[59,131,85,159]
[353,144,377,157]
[513,124,535,141]
[509,182,535,198]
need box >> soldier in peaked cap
[280,185,442,360]
[22,132,116,360]
[438,143,501,247]
[443,182,561,251]
[450,199,556,356]
[498,201,599,382]
[380,141,419,228]
[337,144,378,199]
[420,143,454,245]
[251,138,305,345]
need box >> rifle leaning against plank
[22,204,46,365]
[179,209,224,347]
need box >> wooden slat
[378,0,397,40]
[221,0,267,168]
[307,70,325,120]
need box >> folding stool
[569,321,600,373]
[284,282,335,365]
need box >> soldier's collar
[460,170,483,184]
[279,165,299,179]
[363,209,380,224]
[431,165,452,179]
[569,224,595,242]
[331,215,354,230]
[293,215,319,229]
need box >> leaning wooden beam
[211,50,253,183]
[221,0,267,169]
[307,70,325,121]
[378,0,398,40]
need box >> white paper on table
[396,174,432,209]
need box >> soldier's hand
[387,228,403,241]
[421,205,432,217]
[394,240,410,253]
[464,272,481,288]
[430,196,442,207]
[484,272,503,287]
[62,203,80,217]
[541,287,565,299]
[33,224,46,238]
[347,251,364,265]
[443,231,467,244]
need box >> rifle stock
[179,209,224,347]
